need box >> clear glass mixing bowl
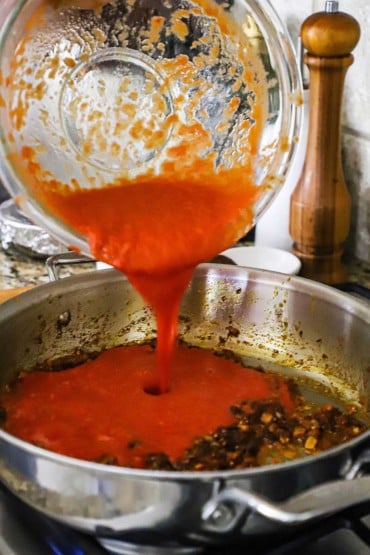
[0,0,302,256]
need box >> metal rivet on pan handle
[344,449,370,480]
[202,473,370,532]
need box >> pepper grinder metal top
[289,2,360,284]
[325,1,339,13]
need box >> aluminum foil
[0,200,66,259]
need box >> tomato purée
[0,345,294,467]
[26,164,258,393]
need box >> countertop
[0,243,370,291]
[0,246,96,290]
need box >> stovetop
[1,483,370,555]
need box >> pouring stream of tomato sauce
[38,172,258,393]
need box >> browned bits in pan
[304,436,318,450]
[127,439,142,449]
[145,452,175,471]
[144,399,366,471]
[226,325,240,338]
[95,454,119,465]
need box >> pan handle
[46,251,236,282]
[46,252,95,281]
[201,450,370,532]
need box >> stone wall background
[270,0,370,264]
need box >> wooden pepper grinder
[290,0,360,284]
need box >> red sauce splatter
[0,345,294,467]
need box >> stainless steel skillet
[0,263,369,547]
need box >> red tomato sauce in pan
[0,345,294,467]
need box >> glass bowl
[0,0,302,260]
